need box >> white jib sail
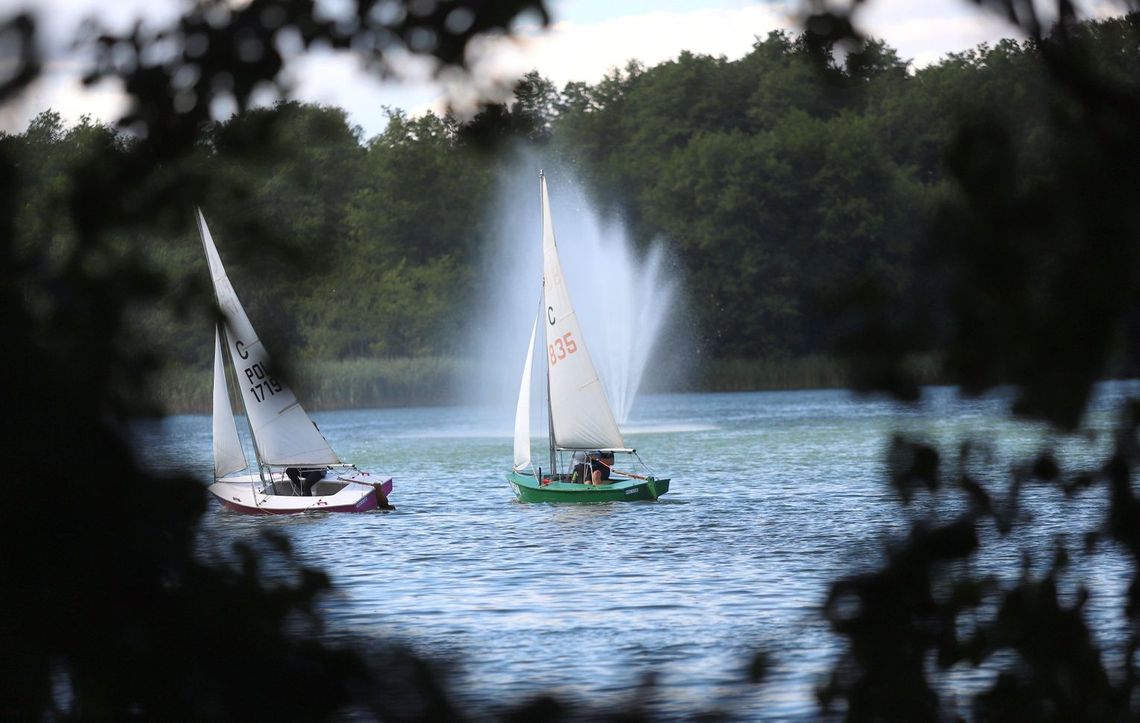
[212,325,248,478]
[197,209,341,466]
[513,314,538,471]
[540,175,626,451]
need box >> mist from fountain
[462,158,677,429]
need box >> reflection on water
[132,382,1140,718]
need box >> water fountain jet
[462,158,678,428]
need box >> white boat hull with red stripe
[208,470,394,514]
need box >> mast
[546,353,556,477]
[541,169,556,477]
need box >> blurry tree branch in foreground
[807,1,1140,720]
[5,0,1140,719]
[0,3,558,720]
[83,0,547,160]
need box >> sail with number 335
[508,172,670,503]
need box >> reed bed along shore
[153,356,463,414]
[678,354,944,393]
[151,354,946,414]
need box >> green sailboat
[507,171,670,503]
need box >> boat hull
[208,473,393,514]
[507,470,669,503]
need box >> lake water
[133,383,1140,719]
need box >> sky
[0,0,1127,140]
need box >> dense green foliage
[6,15,1138,411]
[6,0,1140,719]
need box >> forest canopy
[5,14,1140,407]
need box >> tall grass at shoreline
[688,355,848,392]
[150,354,945,415]
[153,356,462,414]
[685,354,943,392]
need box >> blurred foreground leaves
[6,0,1140,719]
[814,3,1140,720]
[0,3,554,720]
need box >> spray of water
[558,202,675,423]
[461,156,676,428]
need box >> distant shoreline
[144,354,947,415]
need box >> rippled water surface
[134,384,1140,718]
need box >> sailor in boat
[285,467,326,496]
[571,451,614,485]
[590,451,615,485]
[571,451,588,483]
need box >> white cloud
[484,4,797,88]
[0,0,1132,137]
[281,50,443,138]
[352,4,797,133]
[7,0,179,56]
[856,0,1133,68]
[0,65,128,134]
[283,0,1048,135]
[854,0,1024,68]
[0,0,178,133]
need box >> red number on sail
[548,332,578,367]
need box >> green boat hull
[507,470,670,503]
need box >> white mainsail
[212,325,248,477]
[513,314,538,471]
[540,174,626,451]
[197,208,341,467]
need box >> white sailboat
[198,209,393,513]
[507,172,669,502]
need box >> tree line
[4,14,1139,381]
